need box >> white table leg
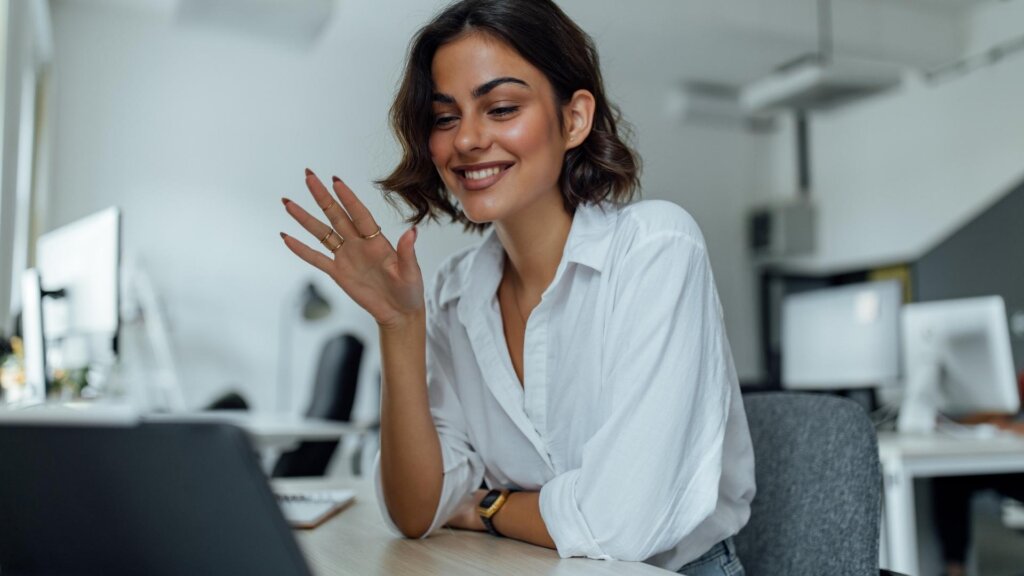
[882,457,919,575]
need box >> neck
[494,193,573,298]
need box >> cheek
[428,132,449,167]
[501,112,566,166]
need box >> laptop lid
[0,420,313,576]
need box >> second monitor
[898,295,1020,433]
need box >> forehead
[431,32,547,95]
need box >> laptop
[0,420,313,576]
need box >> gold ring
[320,202,338,212]
[319,230,345,252]
[360,225,382,240]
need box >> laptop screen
[0,421,312,576]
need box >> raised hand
[280,169,424,329]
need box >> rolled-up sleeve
[539,232,733,561]
[373,289,485,537]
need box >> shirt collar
[563,201,618,273]
[439,201,619,309]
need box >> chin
[457,196,506,225]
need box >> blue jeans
[677,538,744,576]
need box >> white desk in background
[877,430,1024,575]
[144,410,375,451]
[0,403,373,451]
[276,478,672,576]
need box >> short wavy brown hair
[376,0,641,233]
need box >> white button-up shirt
[374,200,756,570]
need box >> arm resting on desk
[448,490,556,550]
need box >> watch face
[479,490,501,510]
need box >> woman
[280,1,755,573]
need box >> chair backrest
[733,392,881,576]
[272,333,364,478]
[305,333,364,421]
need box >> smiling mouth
[454,163,513,190]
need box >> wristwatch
[477,489,511,536]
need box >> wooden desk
[275,478,672,576]
[877,430,1024,575]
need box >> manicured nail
[305,168,314,177]
[281,197,291,207]
[332,176,341,184]
[280,232,287,240]
[412,226,418,242]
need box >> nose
[454,114,490,154]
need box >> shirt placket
[522,300,549,446]
[460,296,555,471]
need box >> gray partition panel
[913,178,1024,372]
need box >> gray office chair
[734,392,905,576]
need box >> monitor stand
[898,353,941,434]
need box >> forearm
[492,492,556,550]
[378,310,444,537]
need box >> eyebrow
[431,76,530,104]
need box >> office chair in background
[734,392,906,576]
[272,333,365,478]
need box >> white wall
[768,0,1024,273]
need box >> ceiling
[59,0,997,88]
[559,0,992,87]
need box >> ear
[562,89,595,151]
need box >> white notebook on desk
[275,488,355,529]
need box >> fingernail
[305,168,314,177]
[412,226,418,242]
[280,232,288,240]
[332,176,341,184]
[281,197,291,207]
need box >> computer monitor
[781,279,902,390]
[898,296,1020,433]
[36,207,121,372]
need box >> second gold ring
[360,225,383,240]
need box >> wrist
[377,308,425,333]
[477,488,512,537]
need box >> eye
[433,114,458,129]
[489,106,520,118]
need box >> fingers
[330,176,383,240]
[279,232,334,273]
[303,169,359,240]
[281,198,346,254]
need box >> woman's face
[429,33,571,225]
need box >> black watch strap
[481,514,501,537]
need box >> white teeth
[464,166,502,180]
